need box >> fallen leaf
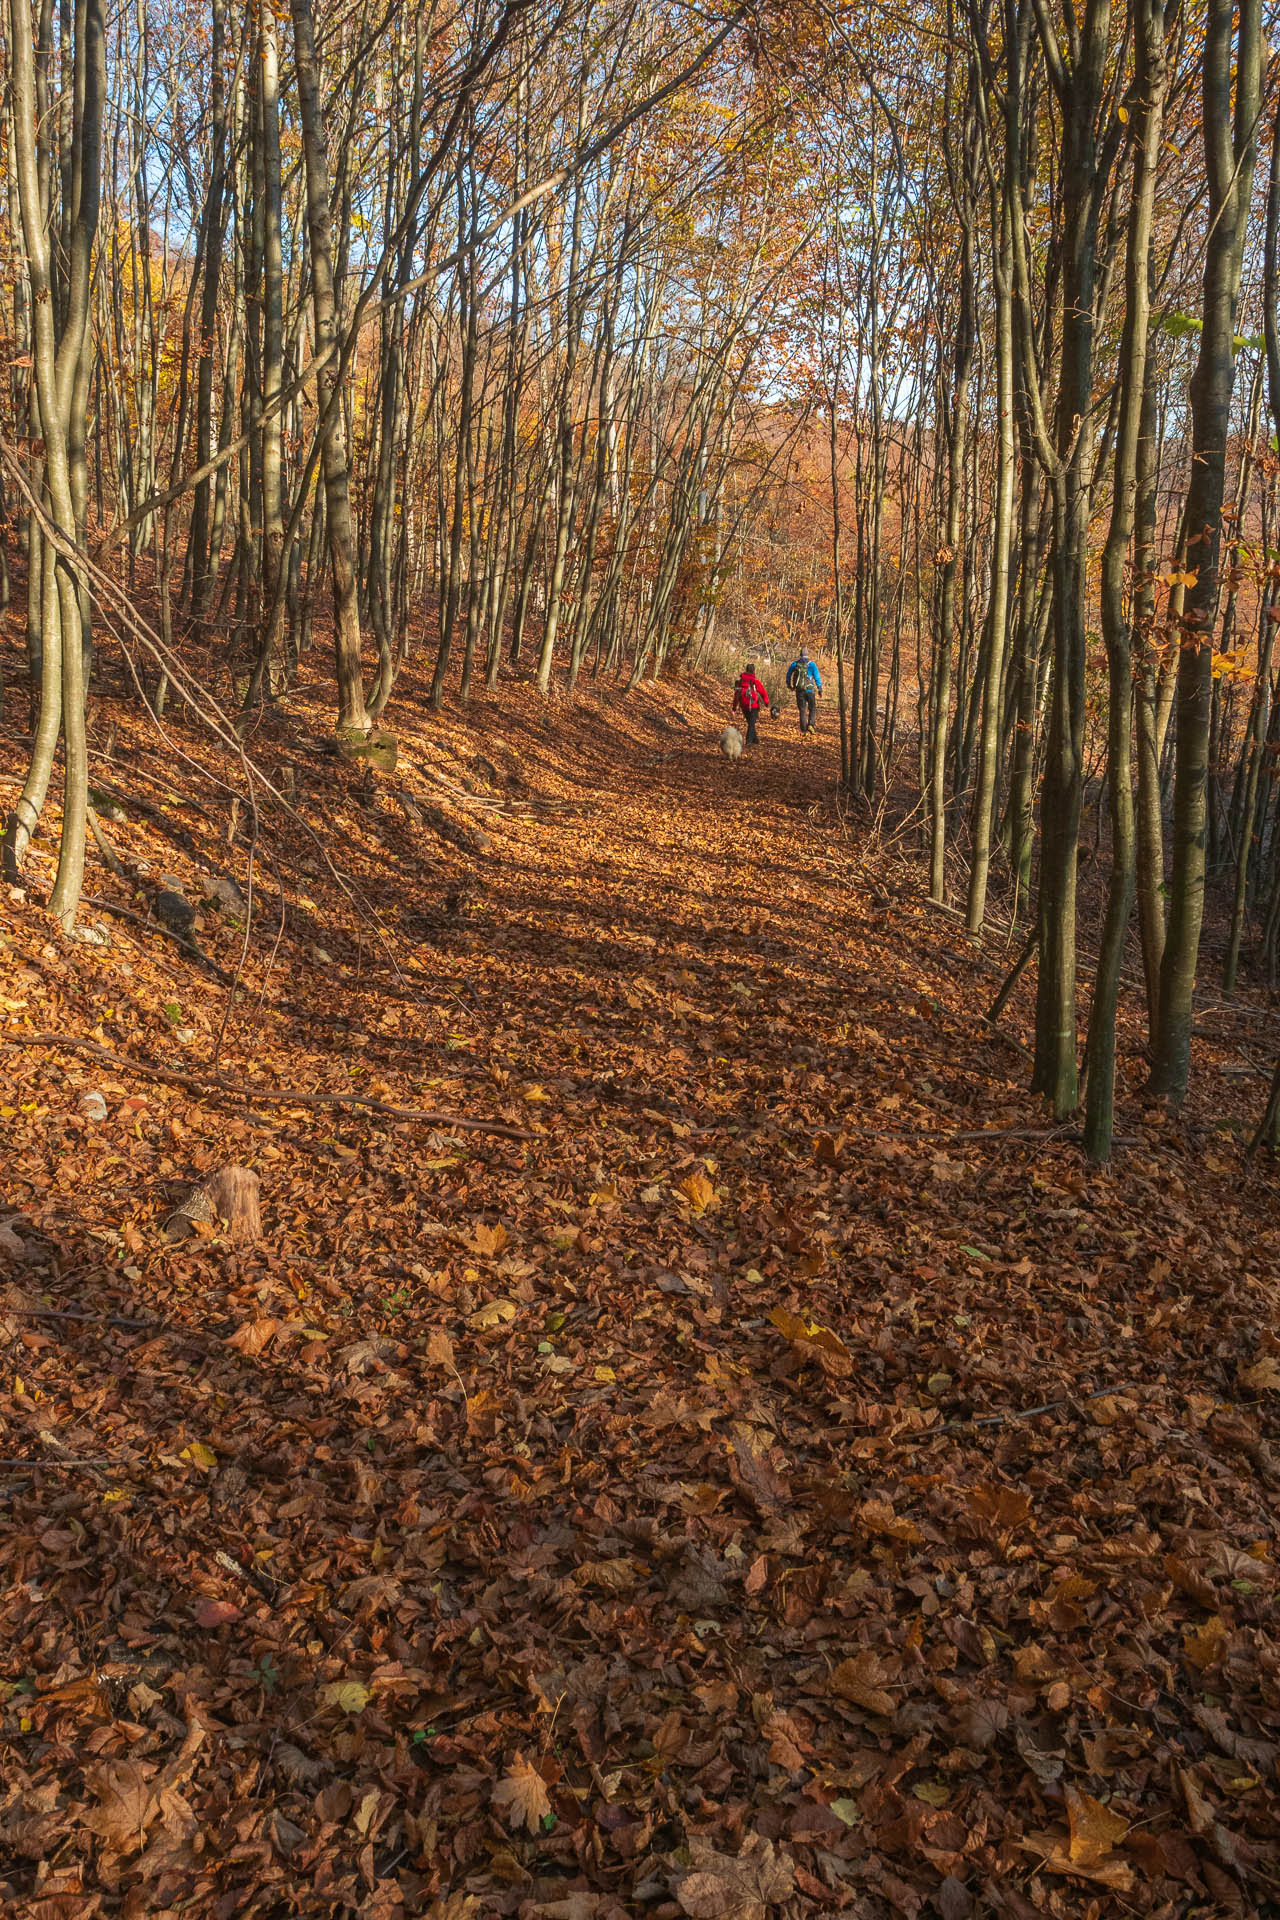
[1064,1783,1128,1866]
[860,1497,923,1545]
[1184,1614,1228,1672]
[86,1760,154,1851]
[194,1598,242,1629]
[673,1833,795,1919]
[470,1221,509,1257]
[768,1305,852,1368]
[321,1680,370,1715]
[677,1171,718,1214]
[491,1751,551,1833]
[469,1298,517,1330]
[227,1317,278,1357]
[830,1650,896,1717]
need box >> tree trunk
[1150,0,1261,1098]
[289,0,369,735]
[1082,0,1167,1161]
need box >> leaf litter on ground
[0,666,1278,1916]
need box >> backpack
[790,658,813,693]
[738,674,761,710]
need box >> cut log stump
[165,1165,262,1245]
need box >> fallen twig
[2,1032,540,1140]
[87,808,128,879]
[932,1380,1151,1435]
[0,1457,116,1470]
[2,1307,167,1331]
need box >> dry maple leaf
[471,1220,508,1257]
[727,1423,790,1514]
[425,1326,457,1371]
[85,1760,154,1852]
[968,1482,1033,1538]
[829,1650,896,1717]
[1064,1783,1128,1866]
[1022,1832,1133,1892]
[226,1315,278,1356]
[1184,1612,1229,1672]
[859,1496,923,1545]
[1239,1353,1280,1392]
[492,1751,551,1833]
[954,1695,1008,1750]
[768,1306,852,1372]
[572,1557,640,1592]
[673,1833,795,1920]
[677,1170,717,1214]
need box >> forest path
[2,680,1278,1913]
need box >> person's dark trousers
[796,688,816,732]
[742,704,760,745]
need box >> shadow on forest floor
[2,655,1278,1915]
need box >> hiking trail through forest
[2,673,1279,1916]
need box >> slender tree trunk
[1083,0,1168,1161]
[1150,0,1261,1098]
[289,0,368,734]
[930,88,976,901]
[1031,0,1114,1118]
[966,174,1015,934]
[1,0,102,930]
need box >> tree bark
[289,0,369,735]
[1150,0,1261,1097]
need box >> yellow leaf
[677,1171,717,1214]
[181,1441,217,1472]
[1184,1614,1227,1671]
[1064,1783,1128,1866]
[860,1497,923,1545]
[768,1306,851,1365]
[1116,103,1129,123]
[470,1221,508,1258]
[913,1779,951,1807]
[522,1084,549,1103]
[593,1365,616,1383]
[1022,1831,1133,1890]
[321,1680,370,1714]
[469,1298,517,1331]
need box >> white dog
[719,726,743,762]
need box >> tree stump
[336,725,397,775]
[166,1165,262,1244]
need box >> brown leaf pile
[1,665,1278,1916]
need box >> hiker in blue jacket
[785,649,823,734]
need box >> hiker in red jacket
[732,664,770,746]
